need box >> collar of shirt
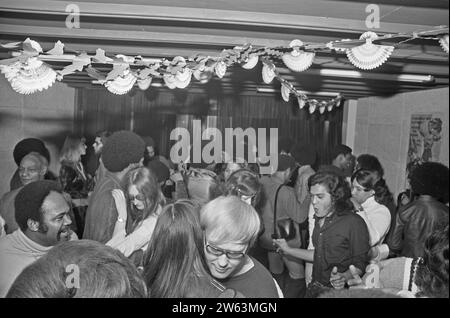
[361,196,377,211]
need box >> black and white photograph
[0,0,448,303]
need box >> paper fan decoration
[297,97,306,109]
[347,32,394,70]
[262,63,276,84]
[282,39,315,72]
[0,57,56,94]
[215,61,227,78]
[163,74,177,89]
[281,83,290,102]
[439,34,449,54]
[319,101,327,114]
[193,68,213,83]
[242,55,259,69]
[308,100,318,114]
[137,77,152,90]
[174,68,192,88]
[327,102,334,112]
[105,70,136,95]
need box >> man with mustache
[0,180,76,297]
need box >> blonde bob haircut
[200,196,260,247]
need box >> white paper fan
[281,83,290,102]
[193,69,213,84]
[137,77,152,90]
[174,68,192,88]
[297,97,306,109]
[282,39,315,72]
[105,70,136,95]
[262,63,276,84]
[163,74,177,89]
[242,55,259,69]
[23,38,43,53]
[1,58,56,94]
[439,34,449,54]
[308,100,318,114]
[319,101,327,114]
[347,32,394,70]
[327,102,334,112]
[215,61,227,78]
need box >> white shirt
[357,196,391,247]
[0,215,5,238]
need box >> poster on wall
[406,112,444,176]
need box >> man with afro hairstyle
[83,131,145,243]
[388,162,449,258]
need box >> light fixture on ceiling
[317,69,434,83]
[256,87,340,97]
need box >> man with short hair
[319,144,353,178]
[0,152,48,234]
[259,154,309,298]
[201,196,280,298]
[9,138,53,191]
[83,130,145,243]
[0,180,75,297]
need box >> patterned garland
[0,26,448,115]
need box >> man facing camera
[0,180,75,297]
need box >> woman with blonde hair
[59,135,90,237]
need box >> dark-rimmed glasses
[204,236,247,260]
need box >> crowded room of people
[0,0,448,300]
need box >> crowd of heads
[0,132,448,299]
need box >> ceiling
[0,0,448,100]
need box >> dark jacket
[59,161,91,199]
[388,195,449,258]
[83,171,122,243]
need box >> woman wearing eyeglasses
[106,167,163,261]
[351,169,392,260]
[200,196,281,298]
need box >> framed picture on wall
[406,112,444,179]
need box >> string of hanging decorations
[0,25,448,115]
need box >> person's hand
[170,171,184,183]
[272,238,289,254]
[347,265,365,288]
[330,266,348,289]
[112,189,127,220]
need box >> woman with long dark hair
[143,200,241,298]
[107,167,163,259]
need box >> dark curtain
[214,94,343,166]
[75,88,343,165]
